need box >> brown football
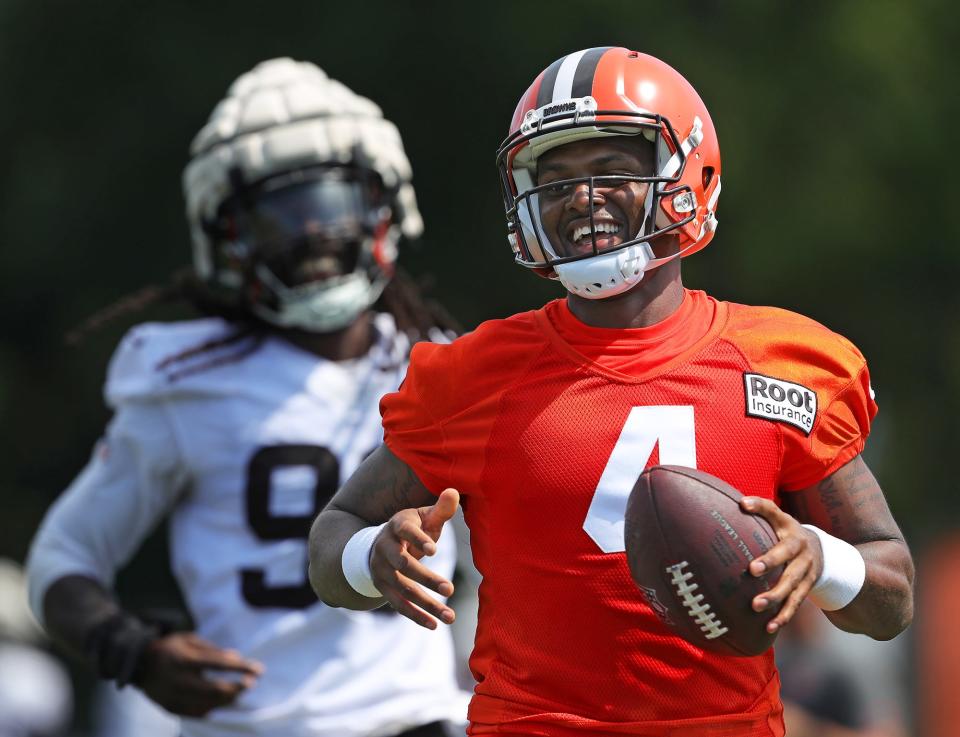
[624,465,783,656]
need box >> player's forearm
[42,575,120,657]
[42,575,162,685]
[42,575,125,660]
[823,539,914,640]
[307,508,388,611]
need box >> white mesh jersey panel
[52,316,467,736]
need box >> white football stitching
[665,561,729,640]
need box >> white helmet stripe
[551,49,589,102]
[535,55,566,107]
[535,48,613,108]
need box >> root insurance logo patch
[743,373,817,435]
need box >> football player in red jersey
[308,48,914,737]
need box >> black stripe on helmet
[535,55,568,108]
[571,46,614,98]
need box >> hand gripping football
[624,466,783,656]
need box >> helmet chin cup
[554,244,654,300]
[251,265,385,332]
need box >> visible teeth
[572,223,620,242]
[302,256,341,276]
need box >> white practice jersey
[27,315,468,737]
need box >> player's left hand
[739,497,824,633]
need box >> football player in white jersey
[26,58,470,737]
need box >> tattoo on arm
[785,455,904,544]
[377,460,424,520]
[783,458,914,639]
[817,473,846,536]
[326,445,435,524]
[308,445,437,608]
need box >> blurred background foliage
[0,0,957,727]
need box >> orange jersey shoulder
[381,308,549,493]
[721,302,868,388]
[720,302,877,489]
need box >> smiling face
[535,135,655,260]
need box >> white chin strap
[252,266,385,332]
[554,243,655,300]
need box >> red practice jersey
[381,290,877,737]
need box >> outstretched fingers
[369,506,457,630]
[379,570,457,629]
[377,541,455,597]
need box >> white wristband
[802,524,866,611]
[341,523,387,598]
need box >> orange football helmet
[496,47,721,298]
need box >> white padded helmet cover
[183,58,423,279]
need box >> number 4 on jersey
[582,406,696,554]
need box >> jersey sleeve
[103,318,242,407]
[778,338,878,491]
[103,323,175,407]
[26,398,188,626]
[380,340,456,495]
[724,304,879,492]
[382,311,545,497]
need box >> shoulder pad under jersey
[104,318,252,407]
[722,303,867,377]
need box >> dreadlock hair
[66,265,462,367]
[64,267,265,379]
[66,267,259,342]
[375,268,462,339]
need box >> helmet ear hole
[702,166,715,190]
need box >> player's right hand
[135,632,264,717]
[369,488,459,630]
